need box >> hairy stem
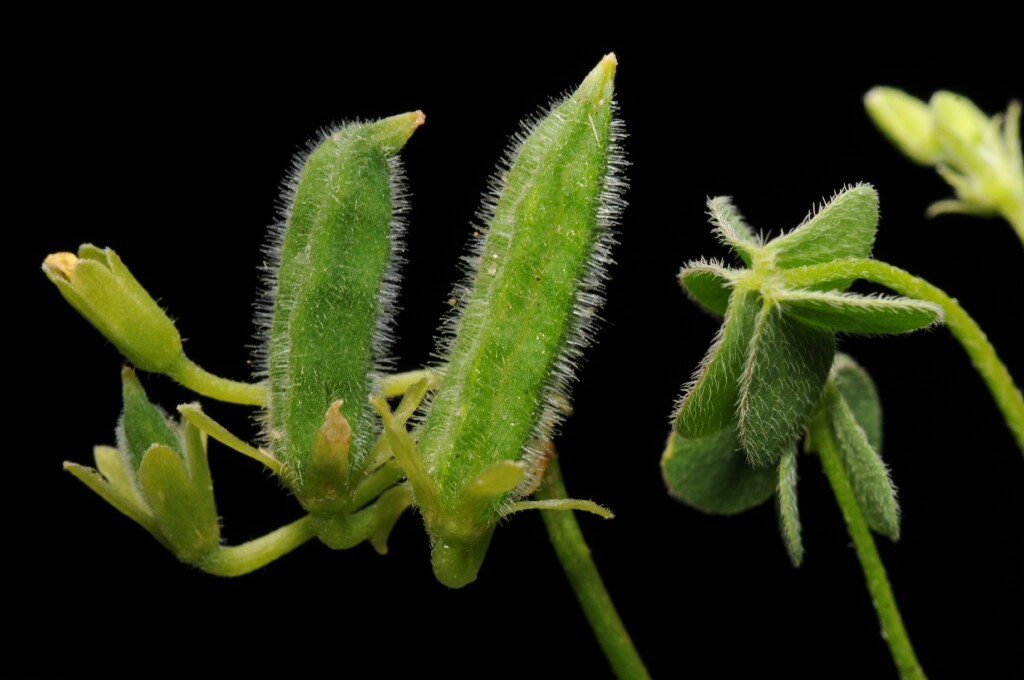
[811,417,925,680]
[169,356,269,406]
[783,258,1024,456]
[200,515,315,577]
[536,458,651,680]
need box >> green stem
[168,356,269,406]
[782,258,1024,456]
[351,460,406,510]
[200,515,315,577]
[811,417,926,680]
[536,458,651,680]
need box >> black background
[17,25,1022,678]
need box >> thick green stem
[536,459,651,680]
[811,418,925,680]
[782,258,1024,456]
[168,356,269,406]
[200,515,315,577]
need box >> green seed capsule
[416,55,624,586]
[259,112,422,513]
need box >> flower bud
[864,87,941,166]
[43,245,183,374]
[931,90,992,160]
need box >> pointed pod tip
[371,110,426,153]
[578,53,617,101]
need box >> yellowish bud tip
[44,252,79,281]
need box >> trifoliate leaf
[662,426,777,515]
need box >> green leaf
[139,444,220,562]
[831,354,882,453]
[739,305,835,466]
[662,426,777,515]
[708,196,760,265]
[767,184,879,269]
[827,386,900,541]
[675,290,761,439]
[117,368,182,472]
[778,290,942,335]
[679,260,734,316]
[777,445,803,566]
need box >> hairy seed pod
[417,55,625,586]
[257,113,422,514]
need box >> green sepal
[117,367,182,472]
[767,184,879,270]
[661,426,777,515]
[679,260,734,316]
[708,196,760,265]
[675,290,760,438]
[778,290,942,335]
[827,385,900,540]
[739,306,835,466]
[64,460,163,543]
[93,444,148,510]
[181,419,218,538]
[138,443,221,562]
[831,354,882,452]
[777,445,803,566]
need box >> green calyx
[666,186,937,560]
[261,112,423,539]
[66,368,220,564]
[67,368,316,575]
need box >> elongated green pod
[257,113,423,516]
[416,55,624,587]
